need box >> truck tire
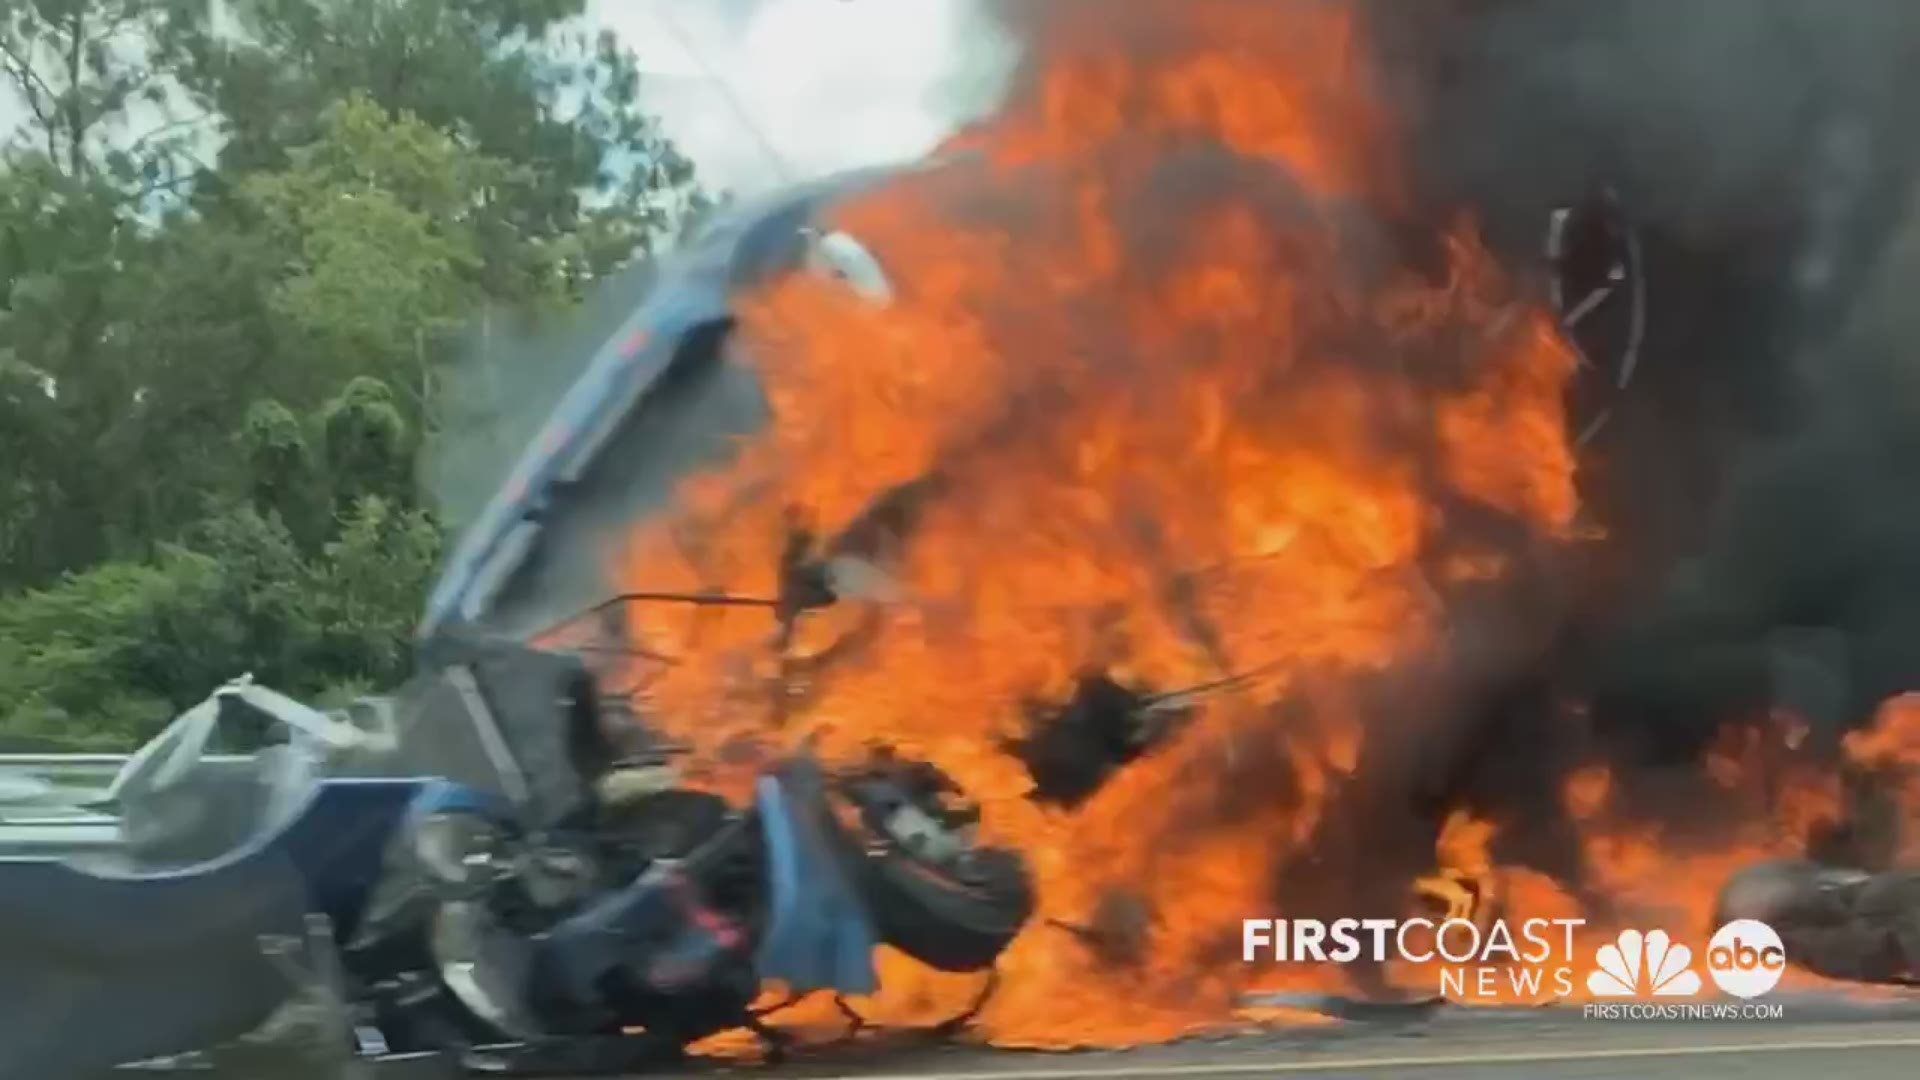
[851,845,1035,972]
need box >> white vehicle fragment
[802,227,895,303]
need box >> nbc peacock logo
[1585,928,1704,998]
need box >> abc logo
[1706,919,1786,998]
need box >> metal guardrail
[0,755,205,854]
[0,757,133,855]
[0,753,250,806]
[0,754,145,762]
[5,753,309,807]
[0,756,148,810]
[0,753,254,762]
[0,754,134,774]
[0,754,249,777]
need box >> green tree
[0,0,704,747]
[167,0,706,286]
[0,0,229,584]
[0,497,441,747]
[304,495,443,690]
[239,95,509,400]
[240,397,316,538]
[0,0,209,187]
[319,374,413,511]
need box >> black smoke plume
[988,0,1920,756]
[970,0,1920,912]
[1371,0,1920,762]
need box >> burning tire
[854,844,1036,973]
[832,756,1036,971]
[1546,187,1645,449]
[1715,859,1920,984]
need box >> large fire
[593,0,1916,1052]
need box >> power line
[647,2,797,184]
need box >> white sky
[0,0,1016,198]
[595,0,1016,195]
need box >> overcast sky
[595,0,1016,195]
[0,0,1016,197]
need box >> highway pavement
[691,994,1920,1080]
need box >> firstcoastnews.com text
[1583,1002,1785,1021]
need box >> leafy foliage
[0,497,443,747]
[0,0,703,747]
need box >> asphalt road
[691,996,1920,1080]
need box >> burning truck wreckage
[13,0,1920,1075]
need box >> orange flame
[596,0,1896,1048]
[1547,717,1843,978]
[1844,694,1920,863]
